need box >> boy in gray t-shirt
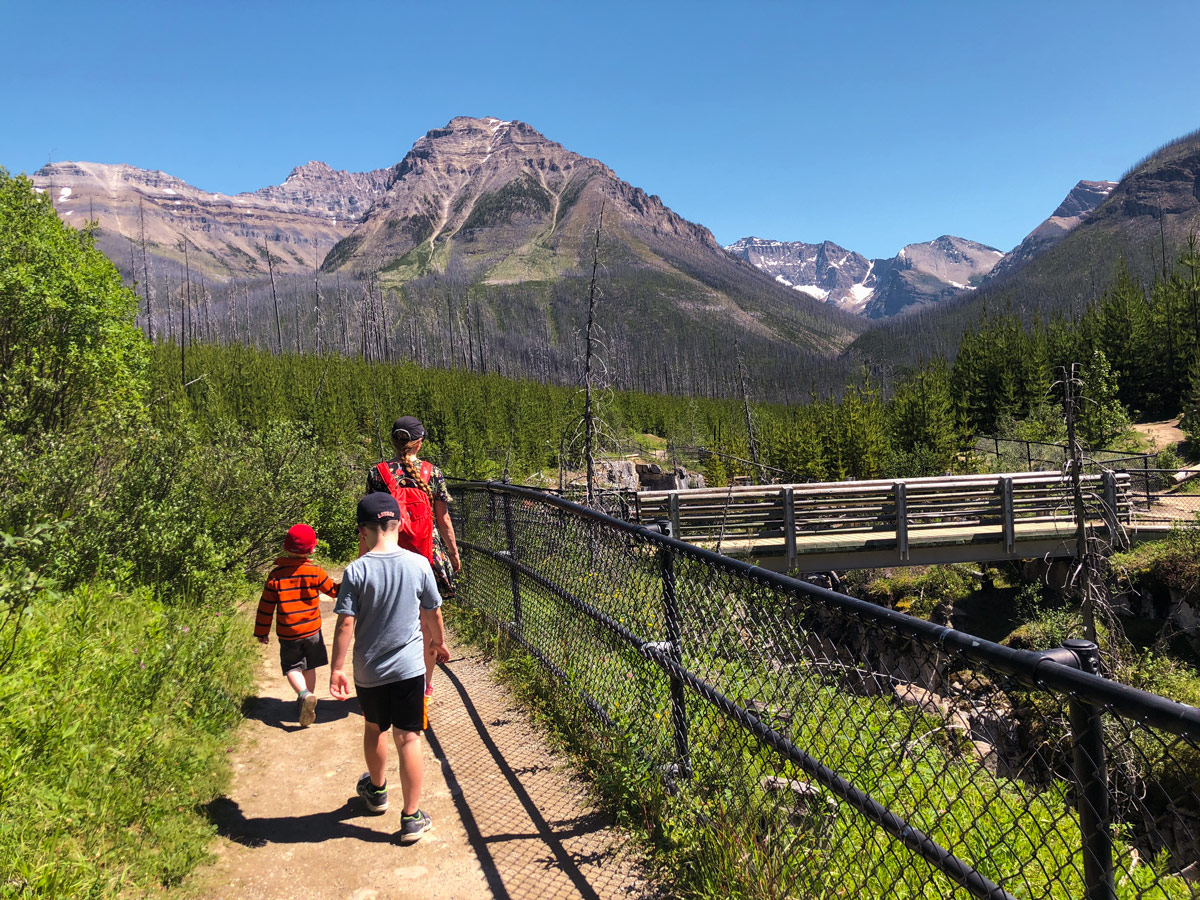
[331,493,449,844]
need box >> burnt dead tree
[582,201,605,508]
[264,240,283,354]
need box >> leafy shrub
[0,169,146,436]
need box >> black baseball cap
[357,492,401,526]
[391,415,426,441]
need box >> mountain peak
[283,160,338,182]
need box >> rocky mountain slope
[726,233,1003,318]
[987,180,1117,282]
[317,116,861,357]
[324,117,717,281]
[31,160,392,278]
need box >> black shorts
[279,632,328,675]
[356,674,427,733]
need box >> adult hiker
[366,415,461,697]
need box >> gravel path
[182,598,651,900]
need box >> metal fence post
[1065,639,1116,900]
[656,518,691,780]
[1026,440,1033,472]
[502,492,524,639]
[1143,456,1151,511]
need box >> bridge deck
[703,520,1173,570]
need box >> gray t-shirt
[334,548,441,688]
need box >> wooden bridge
[635,471,1175,571]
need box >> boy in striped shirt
[255,523,339,727]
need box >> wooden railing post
[668,491,681,543]
[894,481,909,562]
[1101,471,1126,549]
[1001,476,1016,555]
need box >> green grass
[0,581,257,898]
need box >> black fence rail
[450,482,1200,900]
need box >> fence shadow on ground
[428,651,650,900]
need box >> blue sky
[3,0,1197,259]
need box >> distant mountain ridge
[25,116,865,400]
[725,233,1003,318]
[32,159,392,278]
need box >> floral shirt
[367,459,455,598]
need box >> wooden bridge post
[1000,477,1016,555]
[894,482,909,562]
[1101,471,1127,550]
[782,487,797,571]
[668,492,681,543]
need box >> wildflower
[182,626,190,634]
[140,662,146,669]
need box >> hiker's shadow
[241,696,360,733]
[206,796,398,846]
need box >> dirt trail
[1132,418,1185,450]
[185,598,650,900]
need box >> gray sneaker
[399,809,432,844]
[298,691,318,728]
[356,773,389,813]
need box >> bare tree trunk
[314,255,322,355]
[583,201,604,508]
[201,273,212,342]
[378,282,391,361]
[335,271,349,355]
[1064,364,1103,642]
[182,243,191,384]
[265,241,283,354]
[737,341,762,482]
[139,202,153,340]
[243,281,251,346]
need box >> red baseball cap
[284,523,318,554]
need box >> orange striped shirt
[255,557,338,641]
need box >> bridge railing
[635,471,1132,561]
[451,482,1200,900]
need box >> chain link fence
[451,482,1200,900]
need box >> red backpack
[374,460,435,563]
